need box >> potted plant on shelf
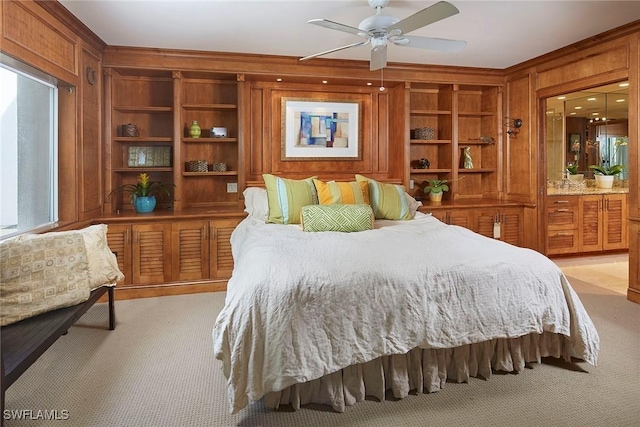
[110,172,174,213]
[589,164,625,189]
[566,163,583,181]
[423,179,449,203]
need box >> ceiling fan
[299,0,467,71]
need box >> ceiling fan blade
[308,18,369,37]
[394,35,466,52]
[370,45,387,71]
[388,1,460,36]
[300,40,370,62]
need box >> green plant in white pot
[423,179,449,202]
[589,164,624,189]
[566,163,583,180]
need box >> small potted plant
[110,172,174,213]
[566,163,583,180]
[423,178,449,203]
[589,164,625,189]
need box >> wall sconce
[506,118,523,137]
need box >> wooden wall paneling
[627,35,640,301]
[247,86,265,184]
[505,74,535,202]
[267,87,375,179]
[80,46,103,219]
[536,44,629,91]
[629,225,640,303]
[103,68,114,213]
[58,83,78,223]
[236,74,246,208]
[1,0,79,84]
[102,46,505,88]
[172,71,183,211]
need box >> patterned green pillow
[263,174,318,224]
[355,174,413,220]
[300,204,374,232]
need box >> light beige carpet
[4,271,640,426]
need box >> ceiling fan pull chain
[380,67,385,92]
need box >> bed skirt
[263,331,572,412]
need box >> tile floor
[552,253,629,295]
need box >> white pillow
[78,224,124,290]
[405,192,422,218]
[243,187,269,221]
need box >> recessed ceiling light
[322,80,328,84]
[276,78,282,82]
[616,99,625,102]
[367,82,372,86]
[569,112,576,115]
[619,82,629,87]
[592,112,599,115]
[557,96,566,100]
[574,106,582,109]
[602,117,607,121]
[587,97,596,101]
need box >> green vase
[189,120,201,138]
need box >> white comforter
[212,212,599,414]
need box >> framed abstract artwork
[281,98,361,160]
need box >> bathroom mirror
[545,82,629,181]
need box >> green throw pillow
[355,175,413,220]
[300,204,374,232]
[263,174,318,224]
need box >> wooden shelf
[410,168,452,174]
[410,110,451,116]
[182,171,238,177]
[113,106,173,113]
[182,137,238,143]
[459,139,495,145]
[458,168,496,173]
[410,139,451,144]
[458,111,494,117]
[113,167,173,173]
[114,137,173,143]
[182,104,237,110]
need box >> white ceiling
[59,0,640,70]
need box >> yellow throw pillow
[263,174,318,224]
[355,174,413,220]
[313,179,370,205]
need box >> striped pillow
[301,204,374,232]
[263,174,318,224]
[313,179,370,205]
[355,174,413,220]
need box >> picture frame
[281,98,361,160]
[568,133,581,153]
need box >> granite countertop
[547,186,629,196]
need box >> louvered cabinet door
[500,208,523,247]
[579,195,603,252]
[132,223,172,285]
[603,194,627,250]
[209,218,241,279]
[105,224,132,286]
[172,220,210,282]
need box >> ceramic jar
[189,121,201,138]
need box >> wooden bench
[0,286,115,424]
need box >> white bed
[212,210,599,414]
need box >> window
[0,60,58,239]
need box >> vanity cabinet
[546,195,580,255]
[546,193,627,255]
[579,194,628,252]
